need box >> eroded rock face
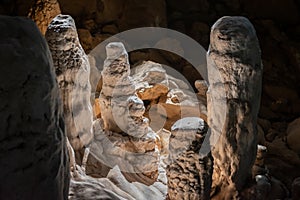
[28,0,61,34]
[0,16,69,200]
[88,119,159,183]
[131,61,205,130]
[69,166,167,200]
[89,43,160,183]
[46,14,94,150]
[207,16,263,199]
[167,117,213,200]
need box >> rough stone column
[0,16,69,200]
[207,16,263,199]
[46,14,94,150]
[167,117,213,200]
[99,42,149,138]
[89,42,159,183]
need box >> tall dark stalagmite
[0,16,69,200]
[207,16,263,199]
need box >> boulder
[0,16,69,200]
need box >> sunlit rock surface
[89,43,159,184]
[207,16,263,199]
[0,16,69,200]
[28,0,61,34]
[46,14,94,150]
[99,42,150,138]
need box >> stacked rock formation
[46,14,94,150]
[89,42,159,183]
[99,42,150,137]
[207,16,263,199]
[0,16,69,199]
[167,117,213,200]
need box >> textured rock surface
[167,117,213,200]
[131,61,206,131]
[46,14,94,150]
[207,16,263,199]
[99,42,150,138]
[0,16,69,199]
[69,166,167,200]
[28,0,61,34]
[88,119,159,183]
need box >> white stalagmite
[99,42,150,138]
[46,14,94,150]
[207,16,263,199]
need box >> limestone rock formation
[99,42,150,138]
[167,117,213,200]
[207,16,263,199]
[46,14,94,150]
[0,16,69,200]
[88,43,160,184]
[69,165,167,200]
[88,119,159,183]
[130,61,205,130]
[28,0,61,34]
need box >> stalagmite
[99,42,150,138]
[89,42,159,183]
[167,117,213,200]
[46,14,94,150]
[207,16,263,199]
[0,16,69,200]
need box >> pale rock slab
[207,16,263,199]
[46,14,94,150]
[167,117,213,200]
[0,16,69,200]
